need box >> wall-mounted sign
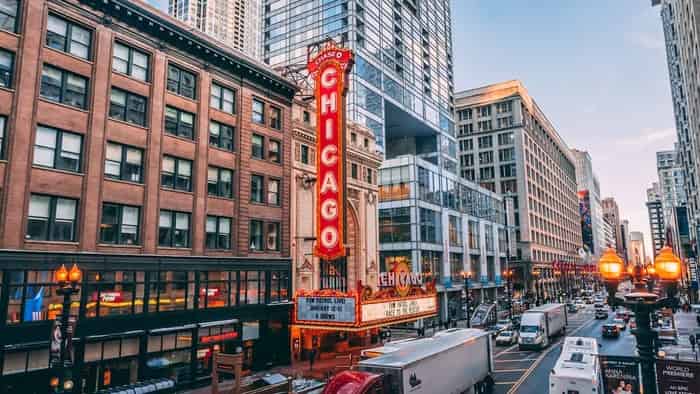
[200,288,220,297]
[296,296,357,324]
[361,296,437,324]
[308,41,353,261]
[99,291,123,302]
[379,260,422,297]
[200,331,239,345]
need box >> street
[492,305,636,394]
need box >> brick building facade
[0,0,296,392]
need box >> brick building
[0,0,296,392]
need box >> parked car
[495,330,519,345]
[602,323,620,338]
[496,319,513,332]
[612,318,627,331]
[595,309,608,319]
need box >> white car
[496,330,518,345]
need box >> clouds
[617,127,677,147]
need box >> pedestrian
[690,334,696,352]
[309,347,317,371]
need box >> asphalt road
[509,306,636,394]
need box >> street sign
[600,355,641,394]
[656,359,700,394]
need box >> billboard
[578,190,594,254]
[308,41,354,261]
[600,355,641,394]
[656,359,700,394]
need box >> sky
[146,0,672,257]
[451,1,675,258]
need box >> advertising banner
[656,359,700,394]
[600,355,641,394]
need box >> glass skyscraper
[263,0,456,171]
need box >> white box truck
[322,328,494,394]
[518,303,567,350]
[549,336,602,394]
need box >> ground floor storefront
[0,251,292,393]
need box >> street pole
[625,292,658,394]
[465,273,471,328]
[51,264,81,394]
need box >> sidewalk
[663,310,700,361]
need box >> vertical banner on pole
[600,355,642,394]
[656,359,700,394]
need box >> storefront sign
[600,355,641,394]
[308,41,353,261]
[378,260,422,297]
[100,291,122,302]
[200,288,220,297]
[656,359,700,394]
[200,331,239,345]
[361,296,437,324]
[297,296,356,324]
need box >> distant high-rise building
[657,147,687,223]
[653,0,700,258]
[620,219,632,261]
[647,182,666,255]
[168,0,262,59]
[454,80,582,296]
[602,216,617,251]
[571,149,604,258]
[263,0,456,169]
[602,197,625,257]
[629,231,647,266]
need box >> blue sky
[451,1,673,256]
[147,0,670,255]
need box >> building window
[252,98,265,124]
[449,215,462,247]
[462,168,475,181]
[477,105,491,117]
[0,116,6,159]
[458,108,472,121]
[478,120,492,131]
[210,83,236,113]
[27,194,78,241]
[33,125,82,172]
[270,271,289,303]
[158,210,190,247]
[249,220,263,251]
[266,222,280,251]
[479,167,494,180]
[207,166,233,198]
[240,271,263,304]
[166,64,196,99]
[109,88,147,126]
[421,250,442,279]
[249,220,280,251]
[351,163,358,179]
[459,139,473,151]
[477,136,492,149]
[419,208,441,243]
[496,101,513,113]
[40,65,88,109]
[0,0,19,33]
[0,49,13,88]
[379,166,410,201]
[251,174,264,203]
[468,220,480,249]
[300,144,310,164]
[164,106,195,139]
[46,14,91,60]
[366,168,373,184]
[479,151,493,165]
[100,203,140,245]
[104,142,143,183]
[206,216,231,249]
[112,42,149,81]
[450,253,464,283]
[269,106,282,130]
[303,110,310,123]
[161,156,192,192]
[500,163,516,177]
[268,139,281,163]
[209,121,234,152]
[252,134,264,159]
[499,147,515,162]
[379,207,411,243]
[498,132,514,145]
[267,178,280,206]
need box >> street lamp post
[503,270,513,319]
[598,246,682,394]
[51,263,82,394]
[461,271,472,328]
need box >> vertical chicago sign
[308,42,354,261]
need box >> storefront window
[145,329,192,381]
[2,348,49,375]
[269,271,289,303]
[85,271,145,318]
[199,271,230,309]
[6,270,78,324]
[241,271,264,305]
[150,271,195,312]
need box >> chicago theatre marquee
[289,41,437,360]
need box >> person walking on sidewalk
[309,348,317,371]
[690,334,696,353]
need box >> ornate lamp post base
[624,290,660,394]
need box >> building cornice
[78,0,297,101]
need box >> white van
[549,336,601,394]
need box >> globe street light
[52,263,82,393]
[597,246,681,394]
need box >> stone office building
[0,0,296,392]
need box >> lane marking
[496,358,539,362]
[495,343,518,356]
[506,316,599,394]
[496,382,518,385]
[494,369,528,372]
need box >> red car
[602,323,620,338]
